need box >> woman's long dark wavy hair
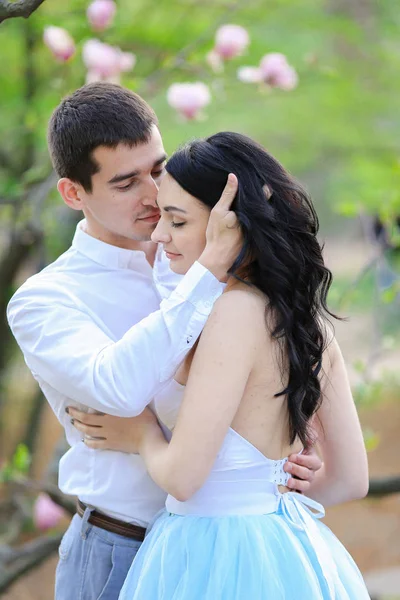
[166,132,337,448]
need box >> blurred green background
[0,1,399,598]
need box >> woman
[71,132,370,599]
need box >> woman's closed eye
[171,221,185,228]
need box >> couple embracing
[8,83,370,599]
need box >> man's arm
[8,176,241,417]
[284,447,323,494]
[7,262,221,417]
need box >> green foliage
[363,427,381,453]
[0,443,31,483]
[328,272,376,312]
[381,280,400,304]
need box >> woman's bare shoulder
[213,283,267,320]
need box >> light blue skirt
[119,502,370,599]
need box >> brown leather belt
[77,500,146,541]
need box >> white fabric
[7,220,224,526]
[279,493,338,599]
[155,380,291,517]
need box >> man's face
[78,125,167,248]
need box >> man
[7,83,321,599]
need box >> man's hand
[67,406,161,454]
[284,447,323,494]
[198,173,242,281]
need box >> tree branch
[21,18,37,172]
[0,170,56,287]
[0,171,56,385]
[0,197,20,206]
[0,0,46,24]
[367,475,400,497]
[0,533,62,593]
[0,147,17,174]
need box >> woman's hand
[67,406,161,454]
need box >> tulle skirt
[119,502,370,600]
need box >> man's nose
[142,177,159,206]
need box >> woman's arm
[304,336,369,506]
[137,290,258,501]
[68,409,324,494]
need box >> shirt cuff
[168,261,224,315]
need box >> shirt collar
[71,220,151,271]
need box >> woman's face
[151,173,211,274]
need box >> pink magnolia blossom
[119,52,136,72]
[167,83,211,120]
[237,66,263,83]
[259,53,298,90]
[43,26,75,62]
[86,70,122,85]
[215,24,249,60]
[83,39,119,77]
[87,0,116,31]
[238,53,298,91]
[83,40,135,84]
[33,494,64,531]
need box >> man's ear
[57,178,85,211]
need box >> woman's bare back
[176,281,303,462]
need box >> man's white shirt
[7,221,224,526]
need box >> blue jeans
[55,507,142,600]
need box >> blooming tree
[41,9,298,120]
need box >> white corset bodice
[154,378,292,516]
